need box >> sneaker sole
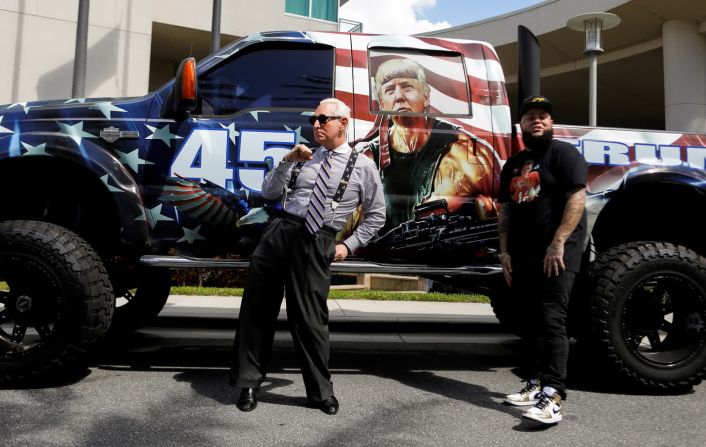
[522,412,562,424]
[503,398,539,406]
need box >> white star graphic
[89,101,127,119]
[177,225,206,244]
[100,174,123,193]
[116,148,154,173]
[0,116,13,134]
[64,98,86,104]
[146,124,182,146]
[9,102,31,114]
[57,121,97,145]
[135,204,174,228]
[284,125,310,144]
[219,122,240,145]
[21,142,50,156]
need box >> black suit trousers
[230,215,337,401]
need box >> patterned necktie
[304,150,334,236]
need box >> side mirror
[165,57,198,119]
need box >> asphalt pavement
[2,295,705,446]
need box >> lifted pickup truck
[0,29,704,390]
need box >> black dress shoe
[236,387,258,412]
[317,395,339,415]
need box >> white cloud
[340,0,451,35]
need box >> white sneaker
[523,391,562,424]
[504,380,541,406]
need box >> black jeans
[511,261,576,399]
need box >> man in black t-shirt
[497,96,588,425]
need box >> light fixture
[567,12,621,126]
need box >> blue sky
[340,0,545,34]
[420,0,545,26]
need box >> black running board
[139,255,501,277]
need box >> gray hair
[319,97,351,119]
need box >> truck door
[153,40,336,253]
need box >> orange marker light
[181,59,196,101]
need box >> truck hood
[0,95,154,125]
[1,96,141,115]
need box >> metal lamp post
[72,0,90,98]
[567,12,620,126]
[211,0,222,53]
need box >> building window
[285,0,338,22]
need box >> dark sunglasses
[308,114,342,126]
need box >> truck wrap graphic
[0,29,704,390]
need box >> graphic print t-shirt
[498,140,588,272]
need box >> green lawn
[171,286,488,303]
[0,282,487,303]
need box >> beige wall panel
[663,20,706,132]
[2,12,76,102]
[153,0,337,37]
[152,0,212,31]
[1,8,152,104]
[85,26,152,98]
[1,1,153,104]
[3,0,337,104]
[34,0,79,23]
[0,0,38,14]
[0,10,20,103]
[0,0,152,33]
[89,0,153,34]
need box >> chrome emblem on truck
[100,126,139,143]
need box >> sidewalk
[155,295,513,348]
[161,295,498,324]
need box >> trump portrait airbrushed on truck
[0,27,704,390]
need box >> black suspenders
[331,150,359,210]
[287,149,359,211]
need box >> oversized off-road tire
[590,241,706,390]
[110,268,171,333]
[0,220,114,383]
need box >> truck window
[198,43,334,115]
[368,47,471,117]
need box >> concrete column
[663,20,706,133]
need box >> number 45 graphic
[170,128,295,192]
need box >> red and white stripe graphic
[310,32,512,141]
[307,31,706,196]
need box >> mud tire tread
[0,220,113,383]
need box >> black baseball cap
[520,95,553,117]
